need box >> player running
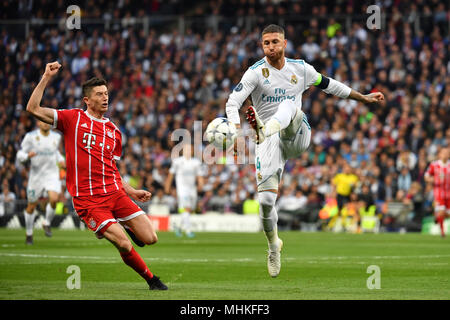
[164,143,204,237]
[26,61,168,290]
[225,24,384,277]
[17,120,65,244]
[425,147,450,238]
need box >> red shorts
[434,197,450,214]
[72,189,145,234]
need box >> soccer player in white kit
[17,119,65,244]
[164,143,204,237]
[225,24,384,277]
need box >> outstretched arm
[315,73,384,104]
[348,89,385,104]
[26,61,62,124]
[306,63,385,104]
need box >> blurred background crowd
[0,0,449,232]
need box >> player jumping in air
[425,147,450,238]
[26,61,168,290]
[226,24,384,277]
[17,120,65,244]
[165,143,204,237]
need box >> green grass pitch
[0,229,449,300]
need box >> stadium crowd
[0,0,449,232]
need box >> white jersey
[169,156,203,196]
[226,56,320,124]
[17,129,64,183]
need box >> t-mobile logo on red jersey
[82,133,96,149]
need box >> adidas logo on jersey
[263,79,270,85]
[80,123,88,128]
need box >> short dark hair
[262,24,285,36]
[82,77,107,98]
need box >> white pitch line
[0,253,257,264]
[0,252,118,261]
[285,254,450,261]
[1,252,449,265]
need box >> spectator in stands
[0,180,16,216]
[277,187,307,214]
[397,167,412,192]
[149,188,177,214]
[209,186,231,212]
[358,184,375,210]
[396,149,418,171]
[378,174,397,202]
[403,181,426,232]
[301,36,320,62]
[382,189,411,232]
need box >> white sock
[258,191,279,250]
[44,203,55,227]
[264,100,297,137]
[181,211,191,233]
[265,227,281,251]
[24,209,37,236]
[264,119,282,137]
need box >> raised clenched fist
[44,61,62,78]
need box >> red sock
[120,247,154,282]
[437,216,445,237]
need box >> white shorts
[255,109,311,192]
[177,191,198,212]
[27,177,62,203]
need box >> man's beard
[266,51,283,62]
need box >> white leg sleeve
[181,211,191,233]
[24,209,37,236]
[258,191,278,234]
[44,203,55,227]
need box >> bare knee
[113,237,133,253]
[144,232,158,245]
[125,216,158,245]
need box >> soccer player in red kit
[26,61,168,290]
[425,147,450,238]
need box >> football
[205,117,237,149]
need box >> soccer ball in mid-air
[205,117,237,149]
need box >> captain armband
[313,73,330,90]
[314,73,351,99]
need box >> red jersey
[53,108,123,197]
[425,160,450,201]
